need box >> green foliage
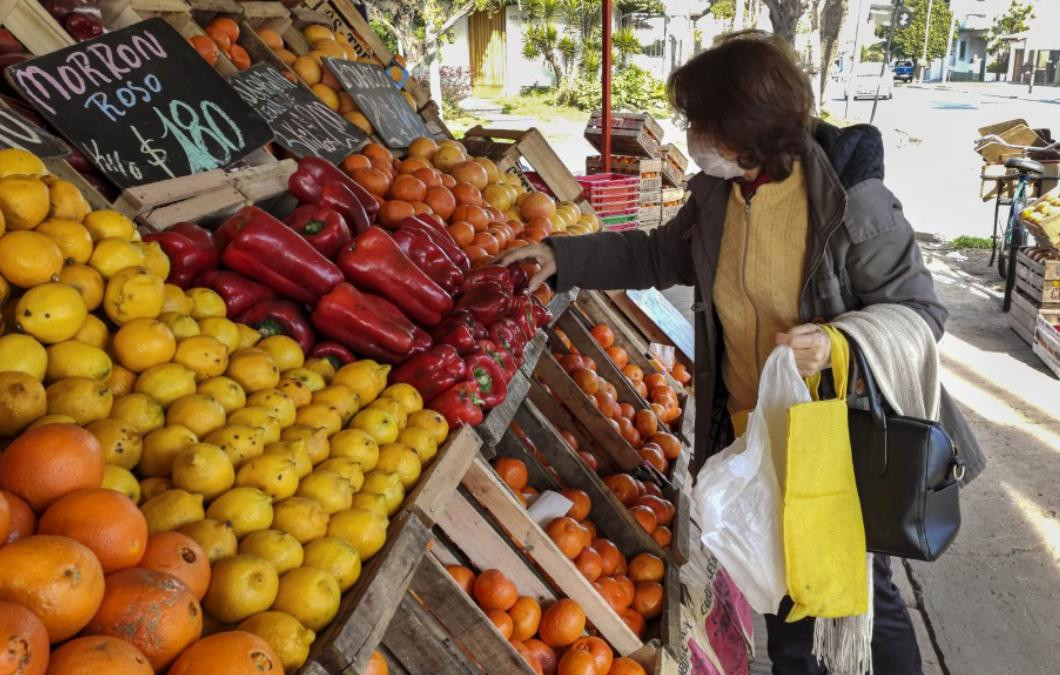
[370,19,400,55]
[949,236,993,250]
[988,1,1034,73]
[612,27,642,67]
[877,0,955,62]
[709,0,735,21]
[861,43,885,63]
[564,64,667,111]
[616,0,664,14]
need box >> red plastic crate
[577,173,640,212]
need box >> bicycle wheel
[998,247,1008,278]
[1002,229,1025,312]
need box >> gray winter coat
[549,122,985,483]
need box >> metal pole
[845,0,868,119]
[920,0,934,82]
[870,1,900,124]
[602,0,613,173]
[1028,49,1036,93]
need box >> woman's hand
[494,243,557,291]
[775,324,831,377]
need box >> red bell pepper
[480,339,518,380]
[488,318,526,358]
[530,296,553,328]
[237,300,315,354]
[220,207,343,305]
[290,157,379,223]
[508,263,530,294]
[143,223,218,288]
[319,182,371,236]
[410,328,433,357]
[455,281,512,325]
[431,317,479,355]
[312,282,418,363]
[283,204,351,258]
[428,380,484,428]
[309,341,355,369]
[390,345,467,401]
[510,292,537,342]
[337,227,453,327]
[466,352,508,408]
[400,216,471,272]
[195,270,277,317]
[461,266,513,294]
[392,228,464,295]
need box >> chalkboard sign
[228,63,367,164]
[0,100,69,159]
[324,58,431,150]
[4,18,273,189]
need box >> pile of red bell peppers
[146,156,552,424]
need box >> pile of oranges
[189,17,251,71]
[445,563,648,675]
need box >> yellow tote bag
[783,325,867,621]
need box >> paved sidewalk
[906,81,1060,105]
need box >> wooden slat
[607,289,695,365]
[3,0,74,54]
[557,309,649,410]
[525,377,617,476]
[401,425,480,525]
[380,646,409,675]
[518,330,549,379]
[494,425,563,493]
[141,185,246,230]
[120,169,229,212]
[382,594,478,675]
[477,370,531,448]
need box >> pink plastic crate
[577,173,639,212]
[522,171,554,196]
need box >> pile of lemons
[0,147,451,672]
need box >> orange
[632,581,664,619]
[571,368,599,396]
[652,526,672,547]
[0,535,104,641]
[408,137,439,158]
[561,489,591,520]
[452,183,483,207]
[578,451,599,473]
[649,432,682,461]
[46,635,153,674]
[619,403,636,420]
[629,505,657,534]
[452,204,489,231]
[388,174,427,202]
[189,36,218,65]
[0,600,49,673]
[0,494,7,544]
[414,167,443,187]
[603,474,638,506]
[507,595,541,642]
[613,575,635,608]
[486,608,513,639]
[472,232,500,255]
[520,193,556,220]
[569,635,613,675]
[605,346,629,368]
[492,457,528,492]
[362,649,388,675]
[450,161,489,190]
[229,44,251,71]
[593,539,623,577]
[209,17,239,41]
[557,649,596,675]
[138,531,211,600]
[378,201,415,229]
[341,154,371,174]
[590,324,614,349]
[671,363,692,385]
[637,446,668,473]
[545,517,586,560]
[168,630,282,675]
[85,567,202,671]
[575,546,603,582]
[351,168,391,196]
[0,424,105,511]
[621,364,644,382]
[538,599,585,648]
[513,641,545,675]
[447,221,475,247]
[472,569,517,611]
[361,142,393,165]
[596,576,628,612]
[524,638,556,675]
[560,431,579,451]
[1,489,35,544]
[38,488,147,573]
[643,373,667,391]
[464,246,489,263]
[580,519,598,541]
[627,553,664,584]
[633,409,658,437]
[424,185,456,220]
[446,564,475,595]
[633,495,674,526]
[619,607,646,638]
[608,657,647,674]
[205,25,231,51]
[256,27,283,49]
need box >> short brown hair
[668,31,814,181]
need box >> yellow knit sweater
[713,161,809,413]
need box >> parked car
[894,60,914,82]
[849,62,894,99]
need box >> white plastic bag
[692,347,811,614]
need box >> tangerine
[560,431,579,451]
[596,576,627,612]
[492,458,528,492]
[524,638,556,675]
[388,174,427,202]
[451,204,489,231]
[546,517,586,559]
[602,474,638,506]
[629,505,657,534]
[38,489,147,573]
[652,526,673,548]
[605,346,629,368]
[609,656,647,675]
[627,553,664,584]
[473,569,517,611]
[414,167,443,187]
[378,201,415,229]
[568,635,613,675]
[590,324,614,349]
[424,185,456,220]
[446,565,476,595]
[138,531,211,600]
[538,599,585,648]
[619,607,646,638]
[593,539,623,577]
[637,446,668,473]
[486,608,513,639]
[513,641,545,675]
[46,635,153,674]
[649,433,682,461]
[447,221,476,246]
[167,630,282,675]
[508,595,541,642]
[577,452,598,473]
[561,489,591,520]
[361,143,393,165]
[557,649,596,675]
[0,424,104,512]
[452,183,483,207]
[575,546,603,582]
[633,495,674,526]
[571,368,599,396]
[350,168,390,196]
[362,649,388,675]
[621,364,644,382]
[632,581,664,619]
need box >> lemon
[294,403,343,436]
[237,611,315,674]
[226,348,280,393]
[397,427,439,463]
[276,377,312,407]
[15,282,87,344]
[110,392,164,433]
[138,241,170,280]
[368,397,408,430]
[272,497,329,544]
[27,413,76,430]
[235,453,299,500]
[86,417,142,469]
[380,383,424,414]
[46,376,112,424]
[315,458,364,491]
[105,365,136,398]
[350,408,399,445]
[197,375,246,414]
[88,237,144,279]
[135,363,197,407]
[328,428,379,469]
[0,333,47,380]
[272,566,340,631]
[0,371,46,435]
[236,323,261,349]
[239,529,304,575]
[407,409,449,444]
[57,264,104,311]
[246,389,296,428]
[141,488,205,533]
[207,487,274,537]
[113,317,176,372]
[139,476,174,501]
[375,443,422,488]
[164,393,226,438]
[0,148,47,178]
[264,440,312,478]
[185,287,226,319]
[257,335,304,371]
[227,406,282,444]
[205,424,266,468]
[198,317,240,353]
[139,424,199,476]
[361,471,404,515]
[303,537,361,591]
[46,179,90,221]
[349,492,389,519]
[311,384,359,423]
[36,218,93,265]
[104,266,165,325]
[281,368,326,393]
[102,464,140,503]
[203,554,279,624]
[281,425,330,465]
[158,311,200,339]
[44,340,111,382]
[83,210,135,241]
[300,470,356,515]
[326,508,388,560]
[303,358,336,381]
[0,176,49,229]
[332,360,390,405]
[174,335,229,380]
[161,284,193,314]
[72,313,108,348]
[172,442,235,500]
[0,230,63,287]
[179,518,238,563]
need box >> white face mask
[687,131,745,180]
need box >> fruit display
[190,17,252,71]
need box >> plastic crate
[598,208,638,231]
[522,171,554,197]
[577,173,640,212]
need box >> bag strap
[847,335,890,477]
[805,325,851,401]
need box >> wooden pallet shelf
[460,126,584,205]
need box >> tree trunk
[545,53,564,88]
[763,0,803,44]
[818,0,847,104]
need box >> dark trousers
[764,556,923,675]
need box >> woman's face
[687,129,760,181]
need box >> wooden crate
[1015,248,1060,306]
[1033,314,1060,378]
[659,144,688,188]
[605,289,695,369]
[585,111,663,159]
[460,126,584,204]
[0,0,74,54]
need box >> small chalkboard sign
[324,58,431,150]
[4,18,273,189]
[228,63,367,164]
[0,100,69,159]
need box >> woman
[500,31,983,674]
